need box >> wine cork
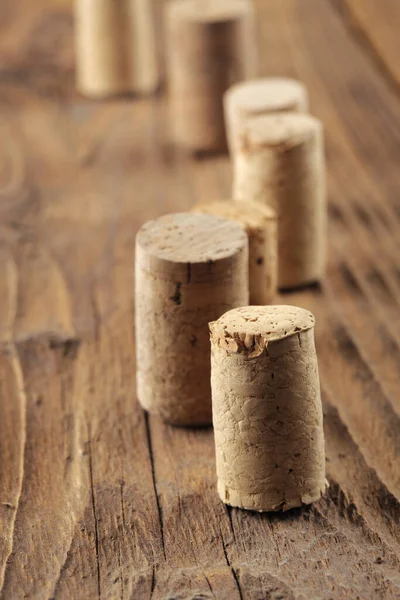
[165,0,258,152]
[76,0,158,98]
[126,0,159,94]
[192,199,277,305]
[210,305,326,512]
[233,113,326,289]
[135,213,249,426]
[224,78,308,154]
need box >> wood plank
[337,0,400,89]
[0,0,73,97]
[1,0,400,598]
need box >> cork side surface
[135,214,249,426]
[193,201,277,304]
[165,0,257,151]
[210,309,326,512]
[233,113,326,289]
[75,0,128,97]
[245,223,277,305]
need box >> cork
[210,305,326,512]
[135,213,249,426]
[127,0,159,94]
[76,0,158,98]
[192,200,277,305]
[224,77,309,155]
[165,0,258,152]
[233,113,326,289]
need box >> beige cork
[165,0,258,152]
[224,78,309,155]
[210,305,326,512]
[192,200,277,305]
[75,0,158,98]
[135,213,249,426]
[233,113,326,289]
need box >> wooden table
[1,1,400,598]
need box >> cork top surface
[136,212,247,264]
[210,305,315,343]
[242,113,321,150]
[167,0,251,23]
[225,78,307,112]
[193,200,276,230]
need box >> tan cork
[224,77,309,155]
[135,212,249,426]
[165,0,258,152]
[233,113,327,289]
[210,305,326,512]
[76,0,159,98]
[192,199,277,305]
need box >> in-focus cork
[233,113,326,289]
[224,77,309,155]
[165,0,258,152]
[192,199,277,305]
[210,305,326,512]
[75,0,159,98]
[135,213,249,426]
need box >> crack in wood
[220,535,243,600]
[224,504,237,548]
[144,413,166,562]
[49,528,76,600]
[266,515,282,563]
[87,423,101,600]
[120,480,126,530]
[149,565,156,599]
[203,572,215,598]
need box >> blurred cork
[224,77,309,154]
[76,0,159,98]
[192,199,277,305]
[165,0,258,152]
[210,305,326,512]
[233,113,326,289]
[135,212,249,426]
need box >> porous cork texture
[135,213,249,426]
[233,113,327,289]
[192,199,277,305]
[224,78,308,154]
[75,0,158,98]
[210,305,326,512]
[165,0,258,152]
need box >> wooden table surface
[1,1,400,598]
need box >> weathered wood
[0,0,400,598]
[337,0,400,90]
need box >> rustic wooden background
[1,0,400,598]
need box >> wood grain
[336,0,400,91]
[0,0,400,598]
